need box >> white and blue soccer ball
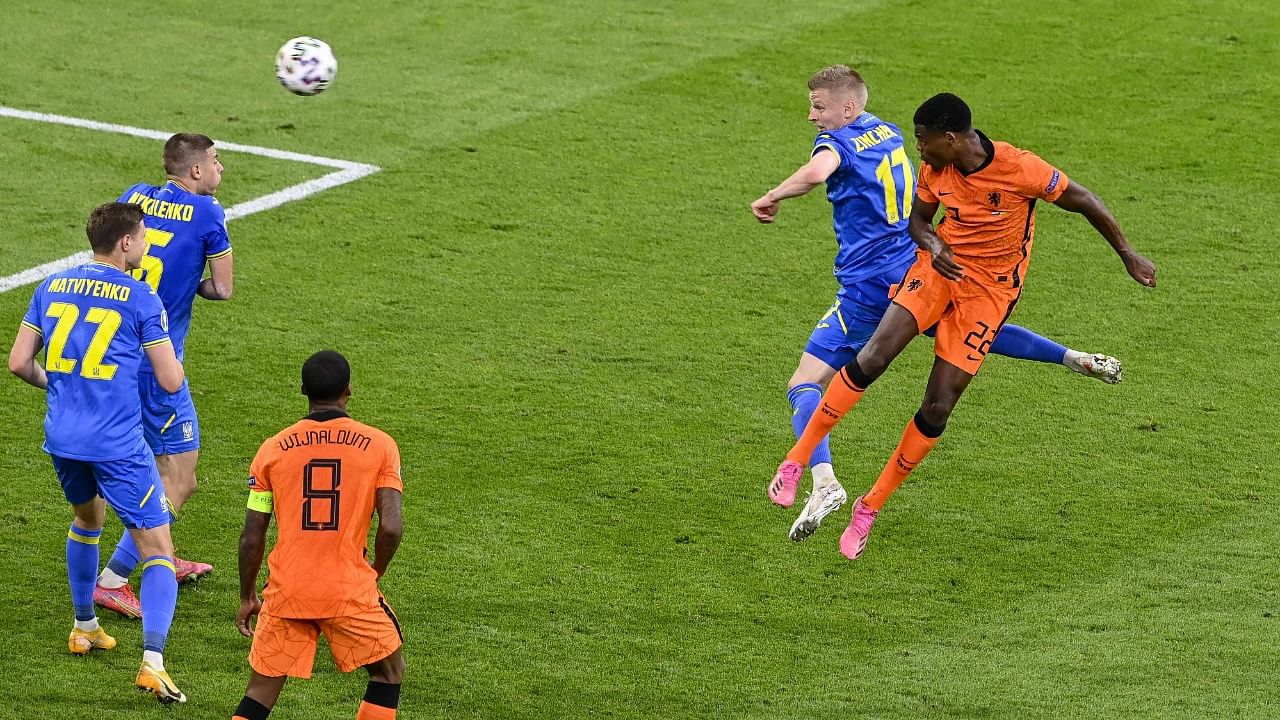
[275,37,337,96]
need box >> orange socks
[356,701,397,720]
[785,366,866,465]
[357,681,400,719]
[863,413,944,511]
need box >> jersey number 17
[875,147,914,224]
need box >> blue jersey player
[8,202,188,703]
[750,66,1123,540]
[95,133,233,616]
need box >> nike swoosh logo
[939,191,953,196]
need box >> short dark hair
[163,133,215,177]
[302,350,351,402]
[913,93,972,134]
[85,202,145,254]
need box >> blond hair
[807,65,868,107]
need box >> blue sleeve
[137,288,171,348]
[812,132,847,168]
[20,283,45,335]
[116,183,143,204]
[203,198,232,258]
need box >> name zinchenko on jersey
[277,428,373,453]
[849,123,898,152]
[48,277,133,302]
[124,191,195,222]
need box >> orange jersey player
[234,350,405,720]
[772,92,1156,561]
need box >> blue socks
[139,556,177,653]
[106,531,142,578]
[787,384,832,466]
[988,323,1068,365]
[66,525,101,621]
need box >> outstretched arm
[750,149,841,223]
[1053,182,1156,287]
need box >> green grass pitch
[0,1,1277,718]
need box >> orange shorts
[890,249,1025,376]
[248,598,403,678]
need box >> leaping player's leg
[777,352,839,509]
[774,278,896,516]
[841,356,971,561]
[53,457,118,655]
[986,324,1123,384]
[841,268,1012,560]
[781,300,926,471]
[785,354,848,540]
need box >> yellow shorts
[248,598,403,678]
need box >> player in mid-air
[751,66,1125,541]
[95,132,233,619]
[8,202,189,703]
[233,350,405,720]
[770,92,1157,560]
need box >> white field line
[0,106,380,294]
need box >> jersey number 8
[303,459,342,531]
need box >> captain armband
[246,490,274,513]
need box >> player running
[8,202,188,703]
[751,66,1124,541]
[770,92,1157,560]
[233,350,405,720]
[95,133,233,618]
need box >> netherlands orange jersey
[248,411,402,619]
[917,130,1069,267]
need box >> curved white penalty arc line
[0,106,380,294]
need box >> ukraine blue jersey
[813,112,917,285]
[117,181,231,364]
[21,262,171,461]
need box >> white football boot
[1066,352,1123,384]
[789,479,849,542]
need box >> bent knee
[367,650,405,684]
[917,400,956,427]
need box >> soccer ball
[275,37,337,96]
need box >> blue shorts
[140,374,200,455]
[804,259,913,369]
[51,449,171,530]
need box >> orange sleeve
[248,440,275,492]
[915,165,939,203]
[1017,150,1069,202]
[377,435,403,492]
